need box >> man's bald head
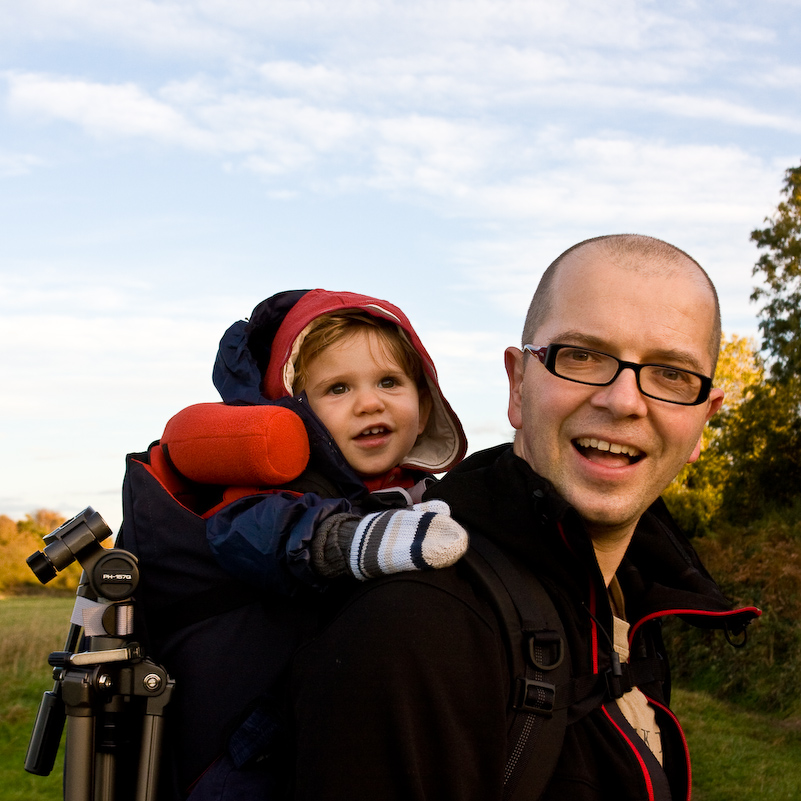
[521,235,722,371]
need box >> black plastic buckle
[527,630,564,671]
[604,653,633,700]
[513,678,556,717]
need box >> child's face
[301,328,430,478]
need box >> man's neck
[590,526,636,588]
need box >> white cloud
[647,92,801,132]
[6,35,797,209]
[0,148,43,176]
[0,0,235,54]
[6,72,209,146]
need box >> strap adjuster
[513,678,556,717]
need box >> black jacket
[291,444,759,801]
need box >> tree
[663,334,763,534]
[750,164,801,382]
[716,377,801,522]
[0,509,77,592]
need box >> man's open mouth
[574,437,644,465]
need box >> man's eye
[658,368,690,384]
[566,349,594,363]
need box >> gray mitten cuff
[311,513,359,578]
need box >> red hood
[264,289,466,474]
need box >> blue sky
[2,0,799,533]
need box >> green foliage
[663,333,764,535]
[667,506,801,717]
[716,378,801,523]
[751,164,801,382]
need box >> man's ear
[687,387,724,464]
[505,347,525,431]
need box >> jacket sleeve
[206,491,353,594]
[290,573,509,801]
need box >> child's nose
[355,388,385,414]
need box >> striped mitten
[312,500,468,581]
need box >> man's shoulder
[327,565,502,636]
[430,443,521,512]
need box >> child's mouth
[356,426,389,440]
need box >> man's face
[506,248,724,542]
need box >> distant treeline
[0,509,80,593]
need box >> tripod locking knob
[47,652,73,669]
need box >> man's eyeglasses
[523,343,713,406]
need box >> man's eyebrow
[549,331,708,374]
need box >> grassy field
[672,688,801,801]
[2,596,800,800]
[1,595,72,801]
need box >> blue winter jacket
[206,288,466,593]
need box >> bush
[667,506,801,717]
[0,512,80,594]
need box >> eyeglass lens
[552,347,703,404]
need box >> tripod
[24,508,174,801]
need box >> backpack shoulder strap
[462,534,569,801]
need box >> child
[124,289,468,799]
[205,289,469,593]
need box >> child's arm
[206,491,353,594]
[311,501,468,581]
[207,493,469,593]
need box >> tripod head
[26,507,139,602]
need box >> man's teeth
[576,437,642,457]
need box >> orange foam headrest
[161,403,310,487]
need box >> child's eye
[328,383,348,395]
[379,377,398,389]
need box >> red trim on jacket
[629,606,762,645]
[588,578,600,674]
[648,696,692,801]
[602,705,656,801]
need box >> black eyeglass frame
[523,343,714,406]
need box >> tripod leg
[136,714,165,801]
[94,750,116,801]
[63,714,94,801]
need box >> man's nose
[590,366,648,417]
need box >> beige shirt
[609,578,664,766]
